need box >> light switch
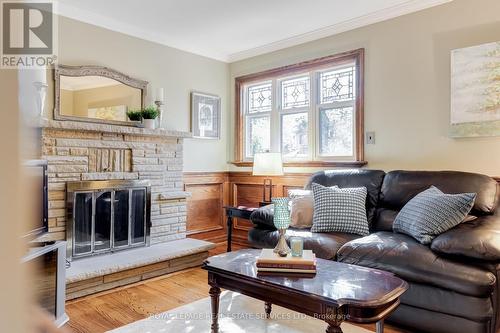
[366,132,375,144]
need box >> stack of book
[256,248,317,276]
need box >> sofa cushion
[373,208,398,231]
[305,169,385,227]
[393,186,476,244]
[431,214,500,261]
[380,170,498,215]
[248,227,360,260]
[337,232,496,297]
[311,184,369,236]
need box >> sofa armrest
[431,214,500,261]
[249,205,277,230]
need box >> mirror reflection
[59,75,142,122]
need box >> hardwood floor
[65,243,411,333]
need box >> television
[23,159,48,239]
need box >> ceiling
[56,0,451,62]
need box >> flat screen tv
[23,159,48,239]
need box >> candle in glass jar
[290,237,303,257]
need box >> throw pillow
[311,183,369,236]
[288,189,314,229]
[393,186,476,244]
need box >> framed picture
[450,41,500,137]
[191,91,221,139]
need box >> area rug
[108,291,373,333]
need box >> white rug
[108,291,373,333]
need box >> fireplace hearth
[66,180,151,261]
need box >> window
[234,49,365,167]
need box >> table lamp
[252,152,284,204]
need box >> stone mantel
[40,119,192,139]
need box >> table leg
[265,302,272,319]
[209,285,221,333]
[376,319,384,333]
[325,323,343,333]
[226,214,233,252]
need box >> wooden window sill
[230,160,368,168]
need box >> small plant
[141,106,159,120]
[126,110,142,121]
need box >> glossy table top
[204,249,408,307]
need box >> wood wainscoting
[183,172,311,247]
[184,173,500,247]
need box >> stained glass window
[246,116,270,157]
[320,66,355,103]
[281,113,308,158]
[281,76,310,109]
[248,83,272,113]
[319,107,353,156]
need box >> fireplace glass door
[71,185,148,259]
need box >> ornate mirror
[54,65,148,126]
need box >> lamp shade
[252,152,284,176]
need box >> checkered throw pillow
[393,186,476,244]
[311,183,369,236]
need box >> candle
[156,87,164,102]
[290,237,303,257]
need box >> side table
[223,206,258,252]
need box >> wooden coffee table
[202,249,408,333]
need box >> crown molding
[55,0,452,64]
[226,0,453,62]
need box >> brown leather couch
[248,170,500,333]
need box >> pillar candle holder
[154,100,164,129]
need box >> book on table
[256,248,316,274]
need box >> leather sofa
[248,170,500,333]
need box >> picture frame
[191,91,221,139]
[450,41,500,137]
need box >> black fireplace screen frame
[66,180,151,260]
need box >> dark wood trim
[234,48,365,165]
[231,160,368,168]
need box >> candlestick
[154,100,164,129]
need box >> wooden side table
[224,206,258,252]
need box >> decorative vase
[272,197,291,256]
[143,118,156,129]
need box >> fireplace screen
[66,180,151,260]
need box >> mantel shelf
[40,119,192,139]
[158,191,191,201]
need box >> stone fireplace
[40,119,191,248]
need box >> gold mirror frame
[54,65,148,126]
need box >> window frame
[233,48,366,168]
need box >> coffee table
[202,249,408,333]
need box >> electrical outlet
[366,131,375,144]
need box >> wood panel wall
[184,173,500,247]
[183,172,310,246]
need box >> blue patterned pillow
[393,186,476,244]
[311,183,369,236]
